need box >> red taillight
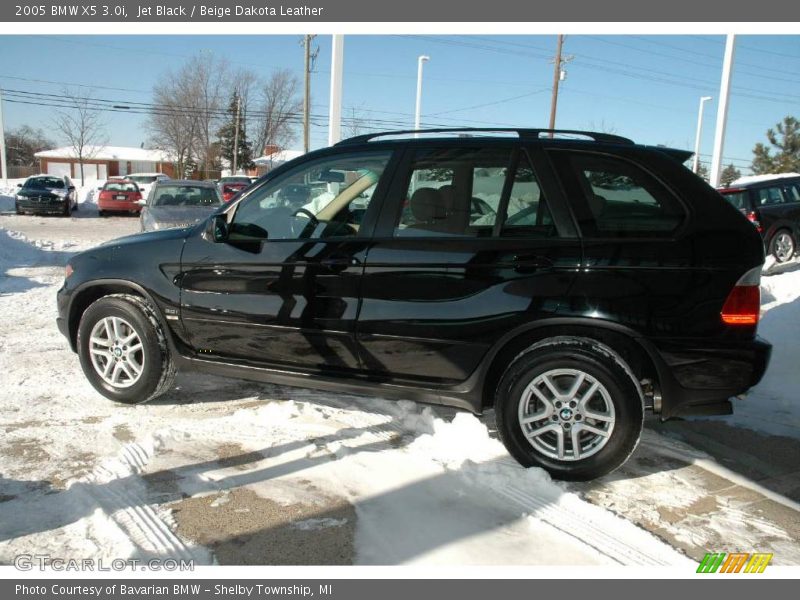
[721,267,761,326]
[746,211,762,233]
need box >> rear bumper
[98,200,141,212]
[646,336,772,418]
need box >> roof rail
[335,128,635,146]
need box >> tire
[15,203,22,215]
[494,336,644,481]
[72,201,79,212]
[62,201,71,217]
[77,294,176,404]
[769,229,796,263]
[98,210,106,217]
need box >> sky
[1,34,799,174]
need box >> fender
[66,278,183,354]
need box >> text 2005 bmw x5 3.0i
[56,129,772,480]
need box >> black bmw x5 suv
[57,129,771,480]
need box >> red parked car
[220,181,249,202]
[97,179,143,216]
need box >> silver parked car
[139,180,222,232]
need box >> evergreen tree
[217,91,254,173]
[720,163,742,187]
[751,115,800,174]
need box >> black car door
[355,142,581,385]
[179,149,396,373]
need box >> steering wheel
[291,207,320,237]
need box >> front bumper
[17,197,69,214]
[646,336,772,418]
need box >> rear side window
[756,186,786,206]
[549,151,686,237]
[786,184,800,203]
[394,147,556,238]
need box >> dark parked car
[15,175,78,216]
[719,173,800,263]
[139,179,222,232]
[57,129,771,480]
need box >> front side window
[230,151,392,241]
[550,151,686,237]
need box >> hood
[100,226,193,248]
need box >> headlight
[15,194,24,201]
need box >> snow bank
[727,266,800,438]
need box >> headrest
[410,187,447,222]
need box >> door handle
[511,255,553,273]
[319,256,362,272]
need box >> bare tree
[52,88,108,185]
[343,105,368,139]
[148,74,199,178]
[147,53,230,178]
[253,69,302,156]
[193,54,231,176]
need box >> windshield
[128,175,159,184]
[151,185,221,207]
[103,181,138,192]
[25,177,64,189]
[220,177,252,185]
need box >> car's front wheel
[494,337,644,481]
[77,294,176,404]
[62,200,71,217]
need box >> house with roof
[34,146,175,181]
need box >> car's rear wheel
[98,210,106,217]
[77,294,176,404]
[494,337,644,481]
[770,229,796,263]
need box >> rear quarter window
[721,190,750,212]
[549,150,687,238]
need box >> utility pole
[548,35,573,134]
[232,91,241,174]
[302,35,318,154]
[0,89,7,186]
[710,34,736,188]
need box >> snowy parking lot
[1,189,800,567]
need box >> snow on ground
[1,218,799,567]
[712,260,800,439]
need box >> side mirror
[68,186,76,191]
[207,214,229,243]
[16,183,22,188]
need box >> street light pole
[710,34,736,188]
[692,96,713,174]
[414,55,430,135]
[328,34,344,146]
[0,89,7,187]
